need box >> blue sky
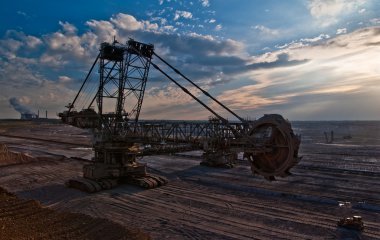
[1,0,380,120]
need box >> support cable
[69,53,100,113]
[153,52,245,123]
[150,61,229,125]
[129,45,246,138]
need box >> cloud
[253,25,279,37]
[0,39,22,59]
[26,36,43,49]
[323,27,380,48]
[161,25,177,32]
[151,17,168,25]
[213,26,380,120]
[0,31,43,61]
[16,11,29,18]
[0,54,78,118]
[42,27,93,68]
[215,24,222,31]
[275,33,330,49]
[370,18,380,25]
[110,13,144,31]
[17,11,27,16]
[39,53,67,67]
[86,19,117,42]
[174,10,193,21]
[58,76,72,83]
[300,33,330,43]
[0,12,252,119]
[45,32,83,53]
[1,11,379,120]
[308,0,366,27]
[336,28,347,34]
[216,85,286,111]
[59,21,78,34]
[247,53,309,70]
[200,0,210,7]
[142,84,212,120]
[0,9,314,119]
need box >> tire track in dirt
[0,133,90,147]
[189,169,380,206]
[1,122,379,240]
[3,157,378,238]
[0,187,150,240]
[103,200,241,240]
[160,183,380,238]
[106,187,319,240]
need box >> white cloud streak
[217,26,380,120]
[336,28,347,34]
[200,0,210,7]
[174,10,193,21]
[308,0,367,27]
[253,25,279,37]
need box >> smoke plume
[9,97,35,114]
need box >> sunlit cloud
[253,25,280,38]
[308,0,367,27]
[174,10,193,21]
[212,26,380,120]
[336,28,347,34]
[1,1,379,120]
[200,0,210,7]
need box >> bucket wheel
[244,114,300,180]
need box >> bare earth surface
[0,120,379,239]
[0,187,150,240]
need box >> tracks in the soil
[0,188,148,240]
[0,133,90,147]
[161,183,380,237]
[1,130,379,239]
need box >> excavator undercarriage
[66,141,168,192]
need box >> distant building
[20,113,38,120]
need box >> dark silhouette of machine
[337,216,364,231]
[59,39,301,192]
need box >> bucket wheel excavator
[59,39,301,192]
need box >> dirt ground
[0,120,379,239]
[0,187,150,240]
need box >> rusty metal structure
[59,39,301,192]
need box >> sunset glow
[1,0,379,120]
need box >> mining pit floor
[0,120,379,240]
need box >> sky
[1,0,380,120]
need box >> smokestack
[46,110,48,119]
[38,110,40,119]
